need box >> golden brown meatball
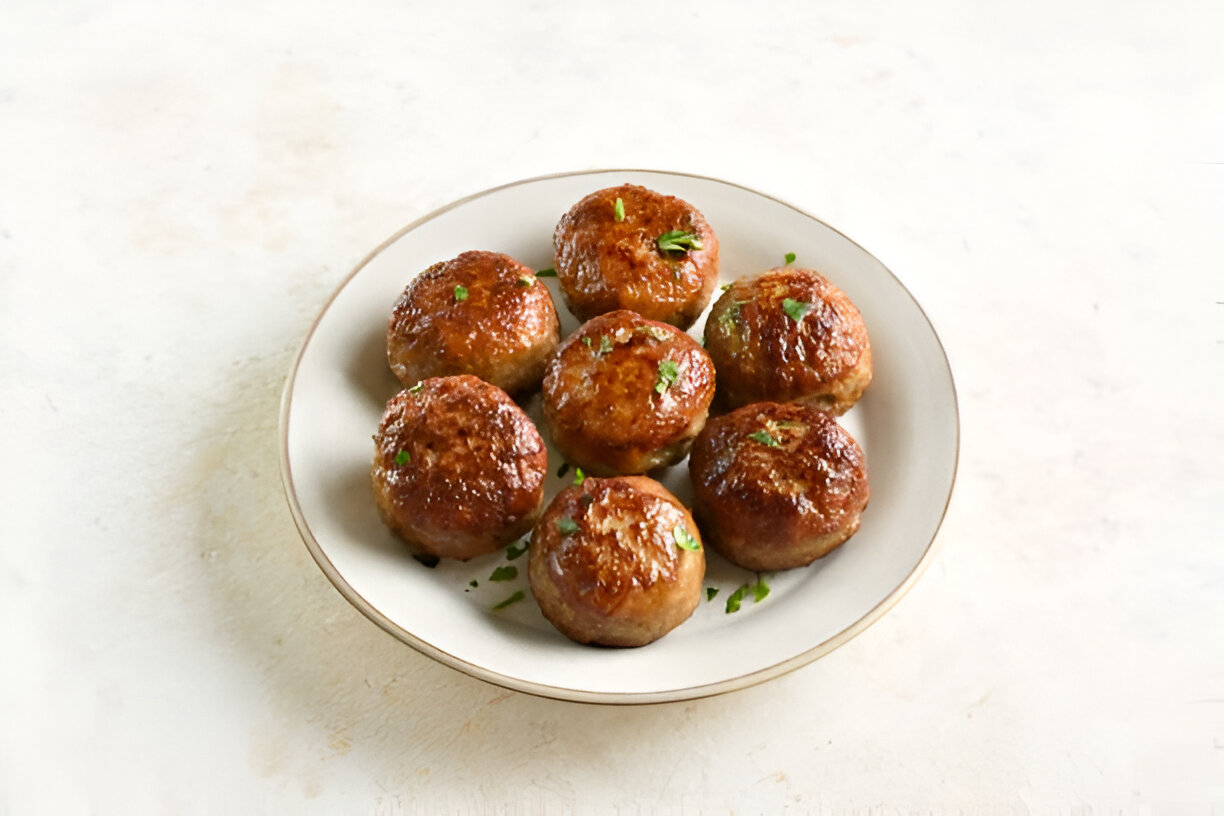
[528,476,705,647]
[387,250,561,395]
[541,309,716,476]
[553,184,719,329]
[371,375,547,561]
[703,267,871,414]
[688,401,869,571]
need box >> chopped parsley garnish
[706,587,719,601]
[408,381,424,394]
[536,267,557,277]
[492,590,525,610]
[656,230,704,252]
[505,540,529,561]
[518,276,534,287]
[719,283,732,291]
[783,297,813,322]
[654,359,680,394]
[582,335,612,354]
[454,285,468,302]
[752,574,772,602]
[573,467,586,486]
[672,525,701,551]
[725,576,772,613]
[784,252,796,265]
[614,197,625,222]
[555,517,580,535]
[749,430,781,447]
[468,579,478,588]
[394,450,411,466]
[489,565,518,582]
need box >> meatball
[528,476,705,647]
[371,375,548,561]
[387,250,561,395]
[703,267,872,414]
[541,309,716,476]
[553,184,719,329]
[688,401,869,571]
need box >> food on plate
[371,375,547,561]
[702,266,871,414]
[541,309,716,475]
[387,250,561,395]
[688,401,869,571]
[552,184,719,329]
[528,475,705,647]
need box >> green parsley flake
[719,283,732,291]
[505,541,529,561]
[654,359,680,394]
[408,382,424,394]
[518,276,534,287]
[573,467,586,486]
[555,517,580,535]
[489,565,518,582]
[614,197,625,222]
[536,267,557,277]
[749,429,781,447]
[493,590,525,610]
[394,450,411,466]
[783,297,813,322]
[598,335,613,355]
[656,230,704,252]
[454,285,469,302]
[706,587,719,602]
[672,525,701,551]
[752,574,772,602]
[725,584,748,613]
[784,252,796,265]
[469,579,479,588]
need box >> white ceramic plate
[279,169,958,704]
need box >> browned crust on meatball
[541,310,716,475]
[553,184,719,329]
[371,375,547,561]
[703,267,872,414]
[528,476,705,647]
[688,402,869,571]
[387,250,561,395]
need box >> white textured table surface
[2,1,1222,813]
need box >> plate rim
[277,167,961,705]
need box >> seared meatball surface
[703,267,871,414]
[542,309,716,476]
[553,184,719,329]
[688,401,869,571]
[528,476,705,647]
[371,375,547,561]
[387,250,560,395]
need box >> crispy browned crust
[553,184,719,329]
[688,401,869,571]
[371,375,547,560]
[387,250,561,395]
[528,476,705,647]
[541,309,716,475]
[703,267,872,413]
